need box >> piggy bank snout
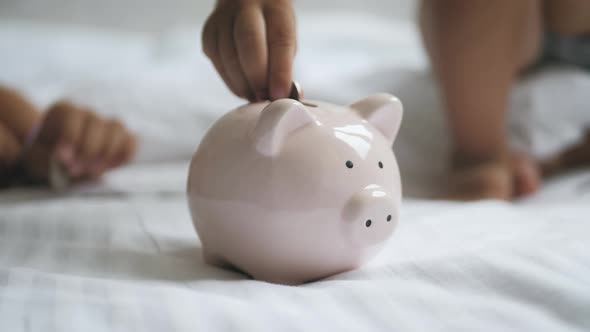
[343,185,397,246]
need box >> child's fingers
[218,14,253,100]
[125,132,138,161]
[93,120,137,173]
[104,133,136,170]
[100,120,127,168]
[235,5,269,101]
[57,104,85,148]
[32,101,84,177]
[39,101,80,146]
[53,103,85,168]
[0,121,22,170]
[114,131,137,167]
[77,112,106,164]
[202,14,218,59]
[203,15,241,97]
[264,1,296,100]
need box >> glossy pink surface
[187,94,403,285]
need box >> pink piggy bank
[187,93,403,285]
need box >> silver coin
[49,156,70,192]
[289,81,302,101]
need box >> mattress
[1,14,589,332]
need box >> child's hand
[0,122,22,186]
[23,101,137,183]
[202,0,296,101]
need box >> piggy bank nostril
[386,214,392,222]
[365,219,372,227]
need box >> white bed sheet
[1,15,590,332]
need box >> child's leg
[420,0,544,200]
[544,0,590,35]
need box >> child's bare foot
[444,151,541,201]
[22,101,137,184]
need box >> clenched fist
[23,101,137,182]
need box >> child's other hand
[23,101,137,183]
[202,0,296,101]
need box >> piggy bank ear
[252,99,316,157]
[350,93,403,144]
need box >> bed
[1,11,589,332]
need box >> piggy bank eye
[378,161,383,169]
[346,160,354,169]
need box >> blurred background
[0,0,417,31]
[2,0,587,195]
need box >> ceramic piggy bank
[187,93,403,285]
